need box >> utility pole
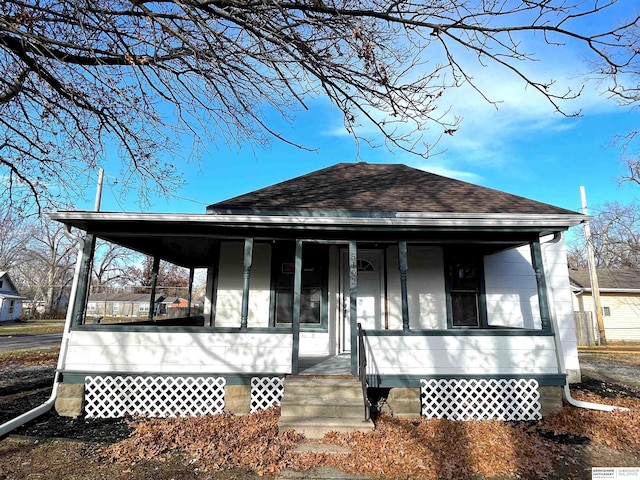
[94,168,104,212]
[580,186,606,345]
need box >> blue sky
[81,5,639,247]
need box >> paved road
[0,333,63,352]
[579,352,640,391]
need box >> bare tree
[0,212,36,270]
[91,240,137,293]
[570,201,640,269]
[122,256,190,295]
[1,0,639,212]
[12,219,76,314]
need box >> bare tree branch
[0,0,638,212]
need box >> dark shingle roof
[207,163,577,215]
[569,268,640,290]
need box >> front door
[340,249,384,353]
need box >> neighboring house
[570,268,640,342]
[0,272,25,322]
[22,295,70,316]
[49,163,584,429]
[86,293,167,319]
[165,297,196,309]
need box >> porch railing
[357,323,371,421]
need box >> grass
[0,319,65,335]
[0,347,60,367]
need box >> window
[87,302,97,312]
[357,259,375,272]
[271,242,328,328]
[603,306,611,316]
[8,300,14,314]
[0,280,3,288]
[139,304,150,313]
[112,303,120,313]
[446,252,486,328]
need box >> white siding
[363,334,558,375]
[484,246,541,329]
[0,298,21,322]
[64,330,292,374]
[214,241,271,328]
[300,331,331,356]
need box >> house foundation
[224,385,251,415]
[55,383,85,418]
[539,386,563,417]
[386,387,422,418]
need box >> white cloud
[411,161,485,183]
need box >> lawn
[0,319,65,335]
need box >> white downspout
[541,232,627,412]
[0,226,84,437]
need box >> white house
[49,163,584,433]
[0,271,25,322]
[570,268,640,342]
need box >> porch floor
[298,354,351,375]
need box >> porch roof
[50,210,584,268]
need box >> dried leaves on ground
[0,348,60,368]
[99,388,640,480]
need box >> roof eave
[49,211,584,230]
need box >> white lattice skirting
[85,375,226,419]
[250,377,284,413]
[420,378,542,421]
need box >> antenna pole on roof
[580,186,606,346]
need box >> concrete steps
[278,375,374,439]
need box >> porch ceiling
[49,211,570,268]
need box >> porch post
[349,240,358,376]
[240,238,254,331]
[71,234,96,327]
[292,239,303,375]
[187,267,194,317]
[530,239,551,331]
[205,242,221,327]
[398,240,410,331]
[148,256,160,322]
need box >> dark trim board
[367,373,567,388]
[61,371,566,388]
[362,329,554,336]
[70,325,552,336]
[71,325,294,334]
[60,372,287,386]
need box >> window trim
[444,249,488,329]
[268,241,329,332]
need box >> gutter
[541,233,628,413]
[0,226,84,438]
[49,210,585,229]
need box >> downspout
[0,225,84,437]
[541,232,627,412]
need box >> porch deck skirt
[84,375,227,418]
[84,374,286,418]
[420,378,542,421]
